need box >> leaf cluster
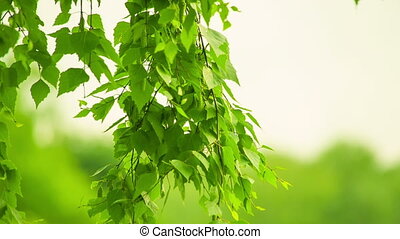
[0,0,289,223]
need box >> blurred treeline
[8,113,400,223]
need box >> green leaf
[89,54,113,82]
[0,25,19,57]
[28,50,52,68]
[164,41,178,64]
[171,160,193,180]
[231,210,239,221]
[156,66,171,85]
[54,12,71,25]
[264,167,277,188]
[0,85,17,113]
[200,25,228,57]
[158,8,176,24]
[11,61,30,86]
[0,206,7,219]
[174,104,189,119]
[243,148,261,170]
[223,21,231,30]
[52,28,74,56]
[147,112,164,141]
[231,6,240,12]
[200,0,212,25]
[125,2,142,15]
[0,0,12,13]
[222,59,239,84]
[104,115,126,133]
[74,108,90,118]
[6,168,21,195]
[129,64,152,111]
[134,172,158,198]
[41,65,60,87]
[57,0,73,13]
[70,31,99,57]
[0,122,8,142]
[113,21,130,45]
[99,38,120,64]
[180,10,196,53]
[0,67,17,87]
[91,97,114,122]
[122,48,141,66]
[204,200,222,217]
[222,146,236,175]
[87,14,104,30]
[30,79,50,108]
[90,164,110,177]
[192,151,209,170]
[261,145,274,151]
[280,180,292,190]
[246,113,260,128]
[203,66,219,89]
[58,68,90,96]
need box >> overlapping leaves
[0,0,292,224]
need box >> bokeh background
[7,0,400,223]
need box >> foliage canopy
[0,0,290,223]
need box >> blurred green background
[8,111,400,224]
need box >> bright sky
[23,0,400,163]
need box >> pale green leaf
[264,167,277,188]
[156,66,171,85]
[243,148,261,170]
[203,66,219,89]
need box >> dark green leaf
[10,61,30,86]
[0,25,19,57]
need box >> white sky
[23,0,400,163]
